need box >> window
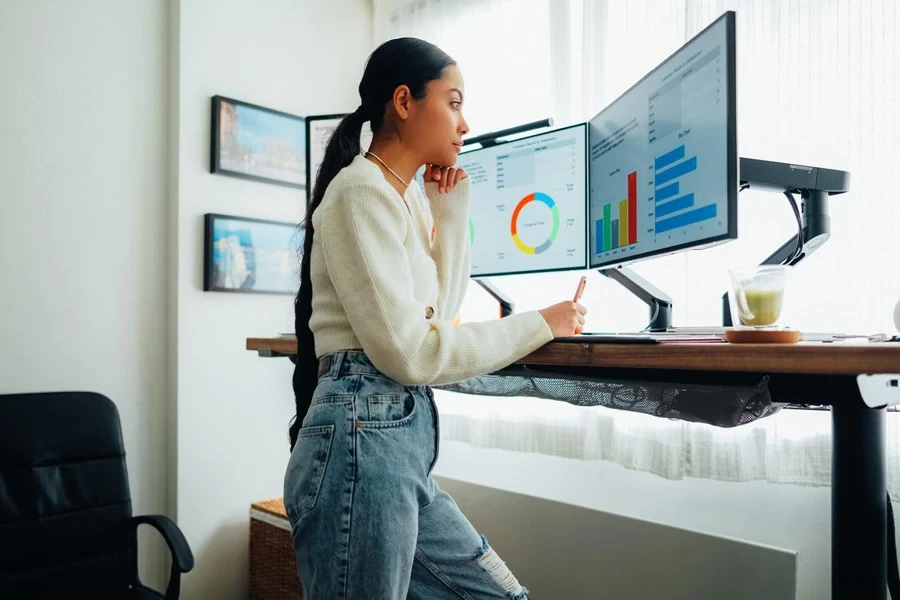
[375,0,900,490]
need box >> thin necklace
[365,151,409,188]
[364,151,412,216]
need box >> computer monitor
[305,114,374,205]
[588,11,737,269]
[456,123,588,277]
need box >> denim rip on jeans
[284,350,529,600]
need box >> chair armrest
[131,514,195,572]
[130,514,195,599]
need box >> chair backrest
[0,391,134,595]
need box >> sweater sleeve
[318,181,554,386]
[424,178,471,320]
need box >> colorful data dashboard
[308,14,736,279]
[456,124,588,277]
[588,12,736,268]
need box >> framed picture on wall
[305,113,374,206]
[210,95,306,189]
[203,213,302,295]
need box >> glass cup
[728,265,789,327]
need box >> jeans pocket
[358,393,417,428]
[284,424,334,525]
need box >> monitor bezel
[588,11,738,270]
[461,122,590,279]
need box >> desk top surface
[246,336,900,376]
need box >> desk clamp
[857,375,900,409]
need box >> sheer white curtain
[373,0,900,492]
[373,0,557,131]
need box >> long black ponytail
[290,38,456,449]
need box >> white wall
[436,475,798,599]
[171,0,372,596]
[0,0,170,587]
[435,440,831,599]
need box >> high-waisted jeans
[284,350,528,599]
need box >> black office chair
[0,392,194,599]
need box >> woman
[285,37,587,599]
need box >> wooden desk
[248,337,899,375]
[248,336,900,599]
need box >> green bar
[603,204,611,252]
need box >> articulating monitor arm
[722,158,850,325]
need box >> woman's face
[409,65,470,168]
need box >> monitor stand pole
[599,266,673,332]
[476,279,515,318]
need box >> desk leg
[832,401,886,600]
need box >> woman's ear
[392,85,412,121]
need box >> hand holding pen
[538,275,588,337]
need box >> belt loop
[331,351,346,379]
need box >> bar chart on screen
[594,169,638,254]
[652,144,716,234]
[647,43,723,239]
[588,12,732,268]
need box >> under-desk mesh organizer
[435,365,780,428]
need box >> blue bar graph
[656,193,694,218]
[655,156,697,186]
[656,204,717,233]
[595,219,604,254]
[652,145,716,233]
[655,182,680,202]
[654,145,685,170]
[611,220,619,249]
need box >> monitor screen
[305,114,374,205]
[457,123,588,277]
[588,11,737,269]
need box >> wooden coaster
[724,329,802,344]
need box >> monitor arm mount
[463,118,554,149]
[599,266,673,331]
[721,158,850,325]
[466,119,554,318]
[475,280,516,318]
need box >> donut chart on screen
[510,192,560,255]
[458,123,588,277]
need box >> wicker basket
[250,498,303,599]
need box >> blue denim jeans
[284,350,528,600]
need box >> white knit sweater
[309,154,554,386]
